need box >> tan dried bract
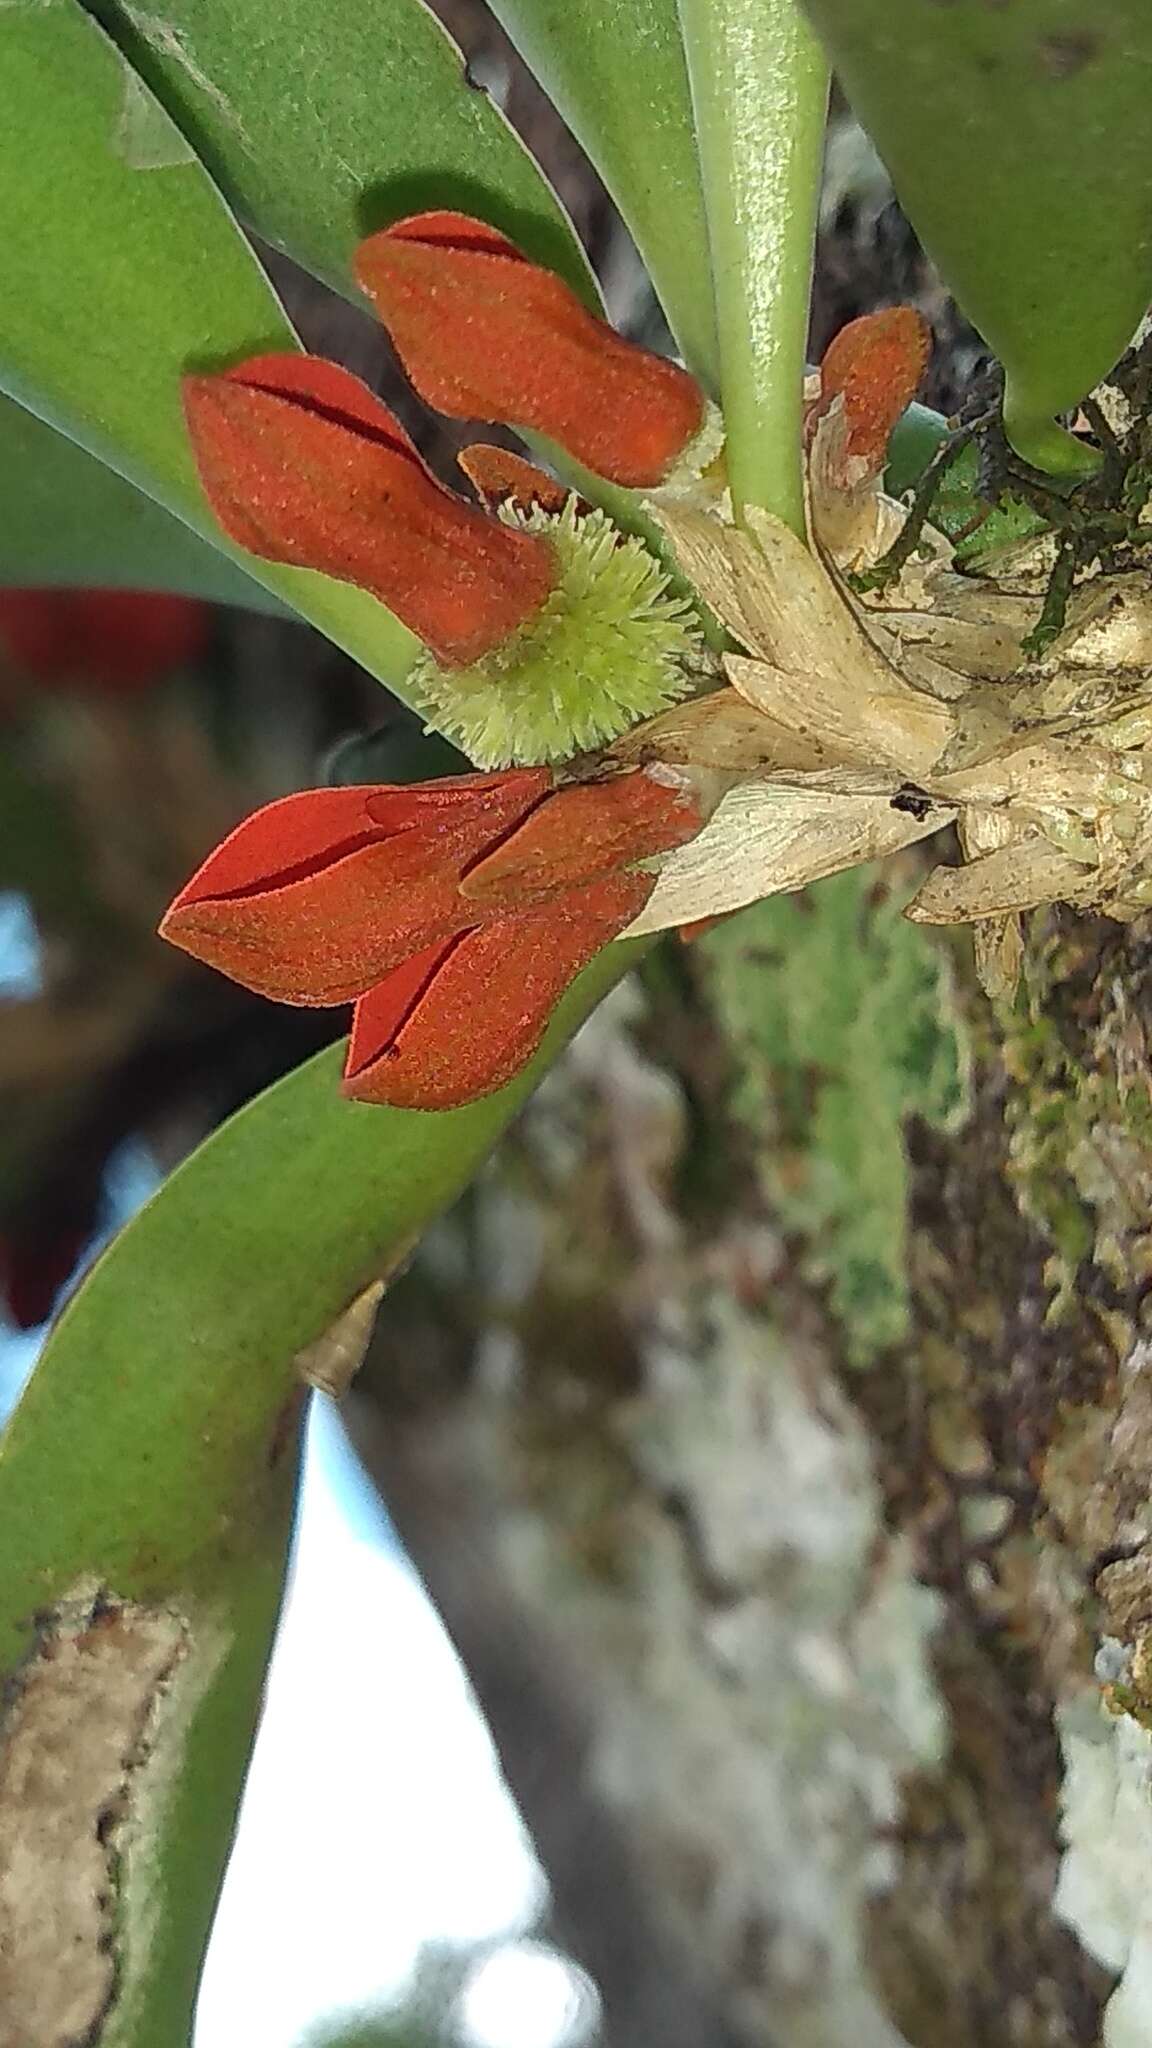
[610,442,1152,995]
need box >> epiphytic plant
[1,2,1150,2041]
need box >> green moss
[999,1004,1097,1286]
[703,866,967,1362]
[996,927,1152,1321]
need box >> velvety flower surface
[182,355,557,669]
[355,211,708,489]
[808,306,931,480]
[161,766,704,1109]
[182,211,714,769]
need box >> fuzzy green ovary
[412,499,706,768]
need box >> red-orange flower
[0,588,207,695]
[161,765,704,1110]
[806,307,931,485]
[183,354,557,668]
[355,212,707,490]
[181,214,713,755]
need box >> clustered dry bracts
[618,310,1152,1001]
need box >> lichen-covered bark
[350,856,1152,2048]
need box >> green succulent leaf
[0,939,639,2044]
[482,0,718,384]
[0,0,417,687]
[799,0,1152,476]
[82,0,596,304]
[0,394,282,609]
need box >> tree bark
[349,851,1152,2048]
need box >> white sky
[195,1403,544,2046]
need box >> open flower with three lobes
[163,210,725,1110]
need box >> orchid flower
[164,288,946,1110]
[169,273,1152,1111]
[161,764,705,1111]
[183,212,721,771]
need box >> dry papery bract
[617,445,1152,996]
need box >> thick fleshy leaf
[461,768,704,906]
[184,354,557,665]
[799,0,1152,475]
[0,2,417,688]
[0,395,281,611]
[345,881,651,1108]
[83,0,596,307]
[357,213,706,490]
[162,772,550,1003]
[483,0,719,384]
[0,938,640,2044]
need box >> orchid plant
[1,1,1150,2042]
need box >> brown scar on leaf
[1037,31,1100,79]
[0,1583,188,2046]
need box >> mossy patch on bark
[702,861,968,1361]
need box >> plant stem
[676,0,828,535]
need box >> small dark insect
[890,783,934,821]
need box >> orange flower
[0,588,207,695]
[182,290,708,766]
[182,354,557,668]
[804,307,932,573]
[182,213,713,679]
[355,212,708,489]
[806,307,931,489]
[161,765,704,1109]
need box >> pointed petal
[162,833,471,1005]
[812,308,930,481]
[163,771,550,909]
[343,876,652,1110]
[361,765,552,833]
[164,788,393,906]
[356,212,705,489]
[460,768,704,909]
[160,770,552,1005]
[183,353,556,665]
[457,443,570,515]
